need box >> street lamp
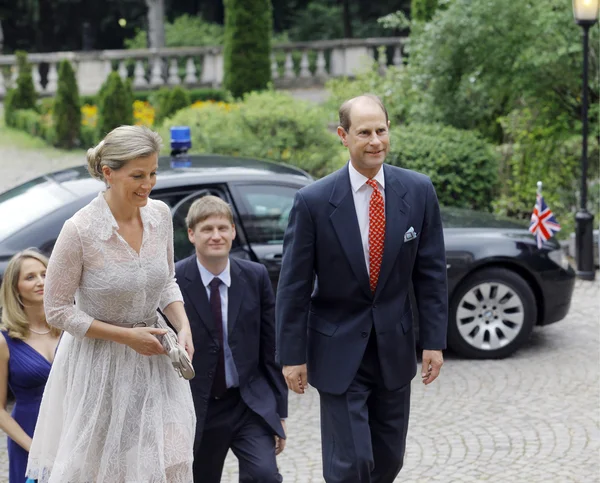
[572,0,599,281]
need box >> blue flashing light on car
[170,126,192,167]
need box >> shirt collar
[348,162,385,193]
[197,258,231,288]
[94,192,160,241]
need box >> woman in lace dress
[25,126,196,483]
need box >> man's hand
[275,420,286,455]
[282,364,308,394]
[421,350,443,385]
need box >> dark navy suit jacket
[276,163,448,395]
[175,256,288,443]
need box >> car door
[229,183,300,290]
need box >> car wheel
[448,267,536,359]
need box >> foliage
[325,63,415,127]
[387,124,499,211]
[377,11,411,31]
[3,90,17,127]
[52,60,81,149]
[79,88,227,106]
[97,72,133,137]
[493,108,599,238]
[223,0,273,98]
[10,51,37,114]
[160,90,345,178]
[407,0,599,142]
[124,14,224,49]
[157,86,191,123]
[288,2,344,41]
[411,0,439,22]
[10,109,55,145]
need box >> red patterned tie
[366,179,385,293]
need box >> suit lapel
[375,164,410,297]
[329,165,372,299]
[183,256,218,343]
[227,259,245,336]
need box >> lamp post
[573,0,598,281]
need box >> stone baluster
[184,57,197,85]
[118,61,128,80]
[329,48,345,77]
[103,60,112,78]
[46,63,58,93]
[150,57,163,87]
[392,46,403,68]
[32,64,43,93]
[168,58,180,85]
[284,52,294,80]
[271,54,279,79]
[200,53,214,85]
[315,49,327,78]
[299,51,311,78]
[133,60,148,88]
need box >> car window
[235,185,298,245]
[0,178,75,243]
[170,187,238,261]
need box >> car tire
[448,267,536,359]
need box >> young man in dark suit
[175,195,287,482]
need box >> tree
[223,0,273,98]
[53,60,81,149]
[97,72,133,137]
[146,0,166,48]
[411,0,439,22]
[407,0,599,230]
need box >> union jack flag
[529,194,561,249]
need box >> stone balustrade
[0,37,406,98]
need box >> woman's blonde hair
[0,249,60,341]
[86,125,163,183]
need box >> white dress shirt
[348,162,386,275]
[196,258,239,388]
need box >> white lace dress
[26,193,196,483]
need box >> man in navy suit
[276,94,448,482]
[175,195,288,482]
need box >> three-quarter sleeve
[44,219,94,339]
[158,204,183,311]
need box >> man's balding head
[338,94,389,132]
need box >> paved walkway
[0,143,598,482]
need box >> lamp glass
[573,0,599,22]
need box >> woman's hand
[125,327,167,356]
[177,328,195,360]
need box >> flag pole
[537,181,542,197]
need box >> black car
[0,155,576,359]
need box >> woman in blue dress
[0,249,61,483]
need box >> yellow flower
[133,101,155,127]
[81,104,98,128]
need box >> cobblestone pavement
[0,146,598,482]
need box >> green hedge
[11,109,56,144]
[387,123,499,211]
[79,87,227,107]
[160,90,345,178]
